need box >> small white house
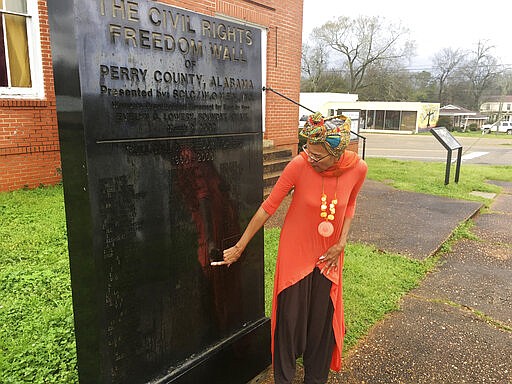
[439,104,487,129]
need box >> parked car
[481,121,512,135]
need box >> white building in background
[479,96,512,122]
[299,93,359,117]
[299,93,440,134]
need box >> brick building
[0,0,303,191]
[0,1,60,191]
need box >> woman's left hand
[317,243,344,275]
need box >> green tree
[491,69,512,96]
[357,63,413,101]
[409,71,438,102]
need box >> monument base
[153,318,271,384]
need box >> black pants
[274,267,335,384]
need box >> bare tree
[461,41,502,110]
[432,48,465,105]
[301,42,329,92]
[311,15,415,93]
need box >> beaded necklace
[318,176,339,237]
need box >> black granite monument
[48,1,269,382]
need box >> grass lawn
[417,130,512,139]
[0,186,76,384]
[1,160,511,383]
[365,158,512,206]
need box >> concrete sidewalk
[260,179,512,383]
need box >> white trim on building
[0,1,45,99]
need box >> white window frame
[0,0,44,99]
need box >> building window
[507,104,511,111]
[374,110,384,129]
[364,110,375,129]
[0,0,43,98]
[401,111,416,131]
[384,110,400,130]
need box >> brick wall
[0,0,303,191]
[0,1,60,192]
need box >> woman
[212,112,367,383]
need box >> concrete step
[262,146,293,198]
[263,157,289,174]
[263,147,293,162]
[263,171,282,189]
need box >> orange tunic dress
[261,150,367,371]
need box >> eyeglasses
[302,145,330,162]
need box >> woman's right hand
[210,206,270,267]
[210,244,243,267]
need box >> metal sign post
[430,127,463,185]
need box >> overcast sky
[302,0,512,71]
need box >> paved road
[360,132,512,165]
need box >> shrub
[468,123,478,131]
[436,116,453,130]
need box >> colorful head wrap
[299,112,352,157]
